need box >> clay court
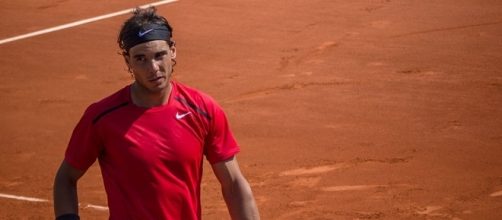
[1,0,502,219]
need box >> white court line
[83,204,109,211]
[0,0,178,45]
[0,192,108,211]
[322,185,384,192]
[0,193,48,202]
[490,190,502,197]
[322,184,413,192]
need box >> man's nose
[147,59,160,73]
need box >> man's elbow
[54,161,83,188]
[222,176,254,199]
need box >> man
[53,6,260,220]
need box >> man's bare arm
[212,157,260,220]
[53,160,85,218]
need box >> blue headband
[122,23,172,52]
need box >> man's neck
[130,82,172,108]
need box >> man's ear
[123,54,131,65]
[170,45,177,59]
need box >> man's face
[126,40,176,93]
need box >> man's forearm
[222,177,260,220]
[53,172,79,216]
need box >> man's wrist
[56,213,80,220]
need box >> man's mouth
[149,76,165,82]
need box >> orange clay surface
[1,0,502,219]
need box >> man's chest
[97,105,209,166]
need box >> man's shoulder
[173,81,216,104]
[84,86,130,117]
[172,81,223,121]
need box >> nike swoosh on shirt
[176,112,192,120]
[138,28,154,37]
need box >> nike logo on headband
[138,28,154,37]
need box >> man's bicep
[204,98,240,164]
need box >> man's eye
[135,57,146,62]
[155,52,167,60]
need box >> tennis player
[53,6,260,220]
